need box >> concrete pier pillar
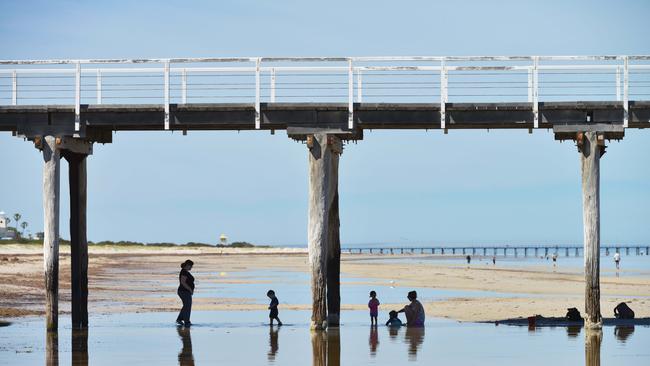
[307,133,341,330]
[63,152,89,329]
[41,136,61,331]
[579,131,603,329]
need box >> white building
[0,211,17,239]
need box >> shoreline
[1,245,648,323]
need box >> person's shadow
[614,325,635,343]
[268,326,280,362]
[177,326,195,366]
[404,327,425,361]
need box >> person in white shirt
[614,252,621,270]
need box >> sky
[1,0,649,246]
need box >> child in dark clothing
[267,290,283,326]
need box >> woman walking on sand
[176,260,195,326]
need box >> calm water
[1,311,648,365]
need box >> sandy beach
[1,244,648,322]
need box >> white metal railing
[0,55,649,131]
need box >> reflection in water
[405,327,425,361]
[567,325,582,338]
[311,329,340,366]
[177,326,195,366]
[614,325,635,343]
[46,330,58,366]
[71,329,89,366]
[46,329,89,366]
[327,328,340,366]
[585,329,602,366]
[369,326,379,356]
[388,326,401,340]
[268,326,280,362]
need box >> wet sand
[1,244,649,322]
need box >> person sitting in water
[398,291,425,327]
[614,302,635,319]
[385,310,403,327]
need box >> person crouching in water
[368,291,380,326]
[385,310,403,327]
[176,260,195,326]
[398,290,425,327]
[267,290,283,326]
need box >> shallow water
[1,311,648,365]
[358,254,650,277]
[187,269,531,305]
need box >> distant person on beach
[492,256,496,265]
[368,291,380,325]
[176,259,195,326]
[614,302,635,319]
[398,291,425,327]
[552,253,558,267]
[385,310,403,327]
[267,290,283,326]
[614,252,621,270]
[466,255,471,265]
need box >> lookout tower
[220,234,228,246]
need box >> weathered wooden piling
[579,131,603,329]
[307,133,341,330]
[41,136,61,331]
[326,148,341,327]
[63,151,89,328]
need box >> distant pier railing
[342,245,649,257]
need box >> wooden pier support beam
[579,131,603,329]
[326,150,341,327]
[307,133,342,330]
[41,136,61,331]
[63,151,90,329]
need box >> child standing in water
[368,291,380,326]
[267,290,283,326]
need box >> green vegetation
[0,239,268,248]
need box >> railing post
[533,56,539,129]
[348,59,354,129]
[255,57,261,129]
[164,60,170,130]
[96,70,102,105]
[75,62,81,132]
[623,56,629,128]
[527,67,533,103]
[270,67,276,103]
[615,66,621,102]
[440,59,448,130]
[357,69,362,103]
[181,68,187,104]
[11,70,17,105]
